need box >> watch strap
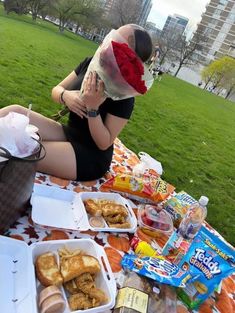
[87,109,100,117]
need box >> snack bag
[114,271,177,313]
[100,173,175,203]
[121,253,191,287]
[177,225,235,309]
[163,191,197,227]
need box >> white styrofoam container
[0,236,116,313]
[31,184,137,233]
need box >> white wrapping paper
[81,29,153,100]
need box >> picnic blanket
[5,138,235,313]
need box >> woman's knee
[0,104,27,115]
[9,104,27,114]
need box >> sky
[148,0,209,31]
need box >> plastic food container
[31,184,137,233]
[0,236,116,313]
[138,204,173,238]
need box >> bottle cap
[199,196,209,206]
[130,236,140,250]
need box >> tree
[110,0,142,28]
[173,31,207,77]
[201,59,223,90]
[27,0,48,21]
[158,31,182,65]
[3,0,29,15]
[71,0,108,34]
[219,57,235,99]
[48,0,79,32]
[201,56,235,99]
[201,63,215,89]
[49,0,100,33]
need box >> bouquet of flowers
[81,29,153,100]
[52,28,153,121]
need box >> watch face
[87,109,99,117]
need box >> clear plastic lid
[138,205,173,234]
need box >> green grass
[0,6,235,245]
[0,6,97,113]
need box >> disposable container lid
[0,235,36,313]
[31,184,137,233]
[0,236,116,313]
[138,204,173,234]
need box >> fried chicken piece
[64,279,80,295]
[105,214,126,224]
[75,273,96,293]
[84,199,102,216]
[107,221,131,229]
[88,287,108,304]
[68,292,94,311]
[102,203,128,217]
[74,273,107,304]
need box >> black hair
[134,29,153,62]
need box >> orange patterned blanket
[5,138,235,313]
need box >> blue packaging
[121,254,191,287]
[177,225,235,309]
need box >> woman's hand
[63,90,87,118]
[81,71,106,111]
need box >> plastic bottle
[177,196,209,240]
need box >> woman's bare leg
[0,105,66,141]
[0,105,77,179]
[37,141,77,180]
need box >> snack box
[163,191,197,228]
[0,235,116,313]
[31,184,137,233]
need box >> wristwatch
[87,109,100,117]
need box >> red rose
[112,41,147,94]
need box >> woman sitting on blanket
[0,24,153,181]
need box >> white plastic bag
[132,151,163,176]
[0,112,39,161]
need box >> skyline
[147,0,209,31]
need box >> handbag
[0,140,46,233]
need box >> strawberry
[141,215,153,226]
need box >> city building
[138,0,153,27]
[194,0,235,63]
[102,0,114,18]
[145,21,162,37]
[161,14,189,38]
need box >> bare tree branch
[110,0,142,28]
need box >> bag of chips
[100,173,175,203]
[177,225,235,309]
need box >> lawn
[0,7,235,245]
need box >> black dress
[62,57,135,181]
